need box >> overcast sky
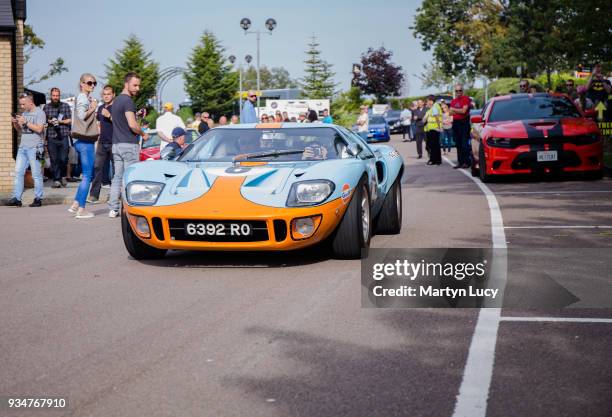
[25,0,432,105]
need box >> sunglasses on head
[84,81,97,86]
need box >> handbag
[71,95,99,141]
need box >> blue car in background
[366,116,391,142]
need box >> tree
[412,0,480,77]
[561,0,612,67]
[418,61,475,91]
[412,0,610,83]
[241,66,297,90]
[183,31,238,116]
[24,24,68,86]
[300,35,337,99]
[357,47,404,102]
[105,34,159,109]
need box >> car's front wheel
[121,211,167,260]
[479,145,493,183]
[331,178,371,259]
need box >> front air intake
[152,217,165,241]
[273,220,287,242]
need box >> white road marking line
[504,225,612,229]
[444,157,507,417]
[494,190,612,195]
[501,317,612,323]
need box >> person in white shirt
[399,104,412,142]
[156,102,185,152]
[356,105,369,140]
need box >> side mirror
[346,143,362,157]
[583,109,597,119]
[471,115,483,124]
[160,146,177,160]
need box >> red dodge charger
[470,93,603,182]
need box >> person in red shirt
[449,84,472,169]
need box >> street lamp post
[229,54,252,120]
[240,17,276,117]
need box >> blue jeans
[13,146,43,200]
[74,140,95,207]
[441,128,453,151]
[109,143,140,211]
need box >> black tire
[121,211,167,260]
[584,169,604,181]
[479,145,492,183]
[332,178,371,259]
[471,160,479,177]
[375,176,402,234]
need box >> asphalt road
[1,134,611,417]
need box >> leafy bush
[472,78,541,105]
[144,108,159,129]
[535,72,587,91]
[177,106,194,123]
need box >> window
[489,96,581,122]
[179,127,350,162]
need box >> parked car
[140,128,200,161]
[470,93,603,181]
[383,110,403,134]
[121,123,404,260]
[353,116,391,142]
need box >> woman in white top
[356,105,369,140]
[68,73,99,219]
[440,102,454,154]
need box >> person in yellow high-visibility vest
[423,95,443,165]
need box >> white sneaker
[102,184,111,189]
[67,204,78,214]
[109,209,120,218]
[75,209,94,219]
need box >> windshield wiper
[233,149,304,163]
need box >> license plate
[367,133,373,138]
[185,222,252,237]
[537,150,557,162]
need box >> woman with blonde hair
[68,73,99,218]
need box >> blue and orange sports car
[121,123,404,260]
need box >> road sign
[595,101,606,121]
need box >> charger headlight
[287,180,334,207]
[126,181,164,206]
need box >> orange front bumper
[124,176,351,251]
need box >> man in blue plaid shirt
[43,87,72,187]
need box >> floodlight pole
[241,18,276,118]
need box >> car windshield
[142,132,160,149]
[178,127,350,163]
[142,130,198,149]
[370,116,386,124]
[488,95,581,122]
[384,110,401,118]
[185,130,198,144]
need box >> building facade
[0,0,24,193]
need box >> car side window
[481,102,491,121]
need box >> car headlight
[287,180,335,207]
[126,181,164,205]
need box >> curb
[1,191,110,206]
